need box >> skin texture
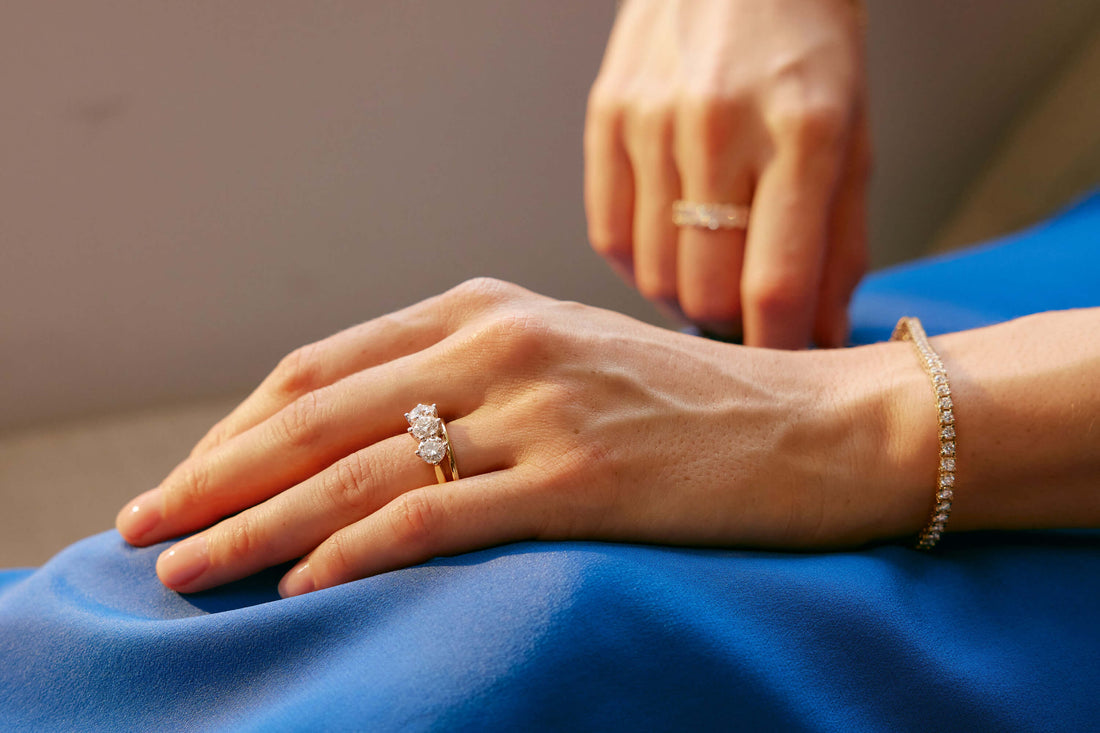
[115,280,1100,597]
[585,0,870,347]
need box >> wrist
[816,342,940,545]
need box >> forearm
[853,308,1100,539]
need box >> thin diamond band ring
[405,403,460,483]
[672,201,750,230]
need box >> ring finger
[117,340,488,547]
[156,411,508,593]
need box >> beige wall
[2,1,1099,429]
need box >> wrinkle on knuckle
[173,459,213,507]
[324,451,375,515]
[273,390,324,450]
[388,491,438,550]
[474,311,552,369]
[217,515,259,563]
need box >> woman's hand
[116,279,921,597]
[585,0,870,347]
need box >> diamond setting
[416,437,447,465]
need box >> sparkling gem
[934,513,949,523]
[941,442,956,456]
[936,501,952,513]
[928,530,941,541]
[941,425,956,440]
[940,410,954,424]
[941,473,955,487]
[933,374,947,385]
[941,458,956,472]
[938,489,954,501]
[409,415,442,440]
[936,384,950,396]
[939,396,953,409]
[416,437,447,465]
[406,403,437,425]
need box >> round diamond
[409,415,442,440]
[406,403,437,426]
[941,441,956,456]
[416,437,447,465]
[941,425,956,440]
[940,473,955,487]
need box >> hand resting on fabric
[115,279,1100,597]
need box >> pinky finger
[278,470,538,596]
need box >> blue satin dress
[2,193,1098,732]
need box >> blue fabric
[2,193,1099,732]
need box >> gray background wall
[3,1,1100,566]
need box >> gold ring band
[406,403,460,483]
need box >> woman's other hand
[115,279,916,597]
[585,0,870,347]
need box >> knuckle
[323,451,375,515]
[272,343,324,398]
[587,223,632,259]
[770,101,846,152]
[630,99,675,147]
[474,311,552,367]
[585,87,624,131]
[635,272,677,304]
[388,491,438,550]
[679,289,739,325]
[450,277,519,306]
[191,423,229,457]
[173,460,213,506]
[679,94,743,157]
[745,273,814,320]
[272,390,324,449]
[216,515,260,563]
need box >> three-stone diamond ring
[671,201,750,231]
[405,403,460,484]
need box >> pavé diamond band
[405,403,460,484]
[672,201,750,231]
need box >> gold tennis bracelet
[891,317,956,550]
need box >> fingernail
[157,536,209,590]
[279,564,315,598]
[116,488,164,543]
